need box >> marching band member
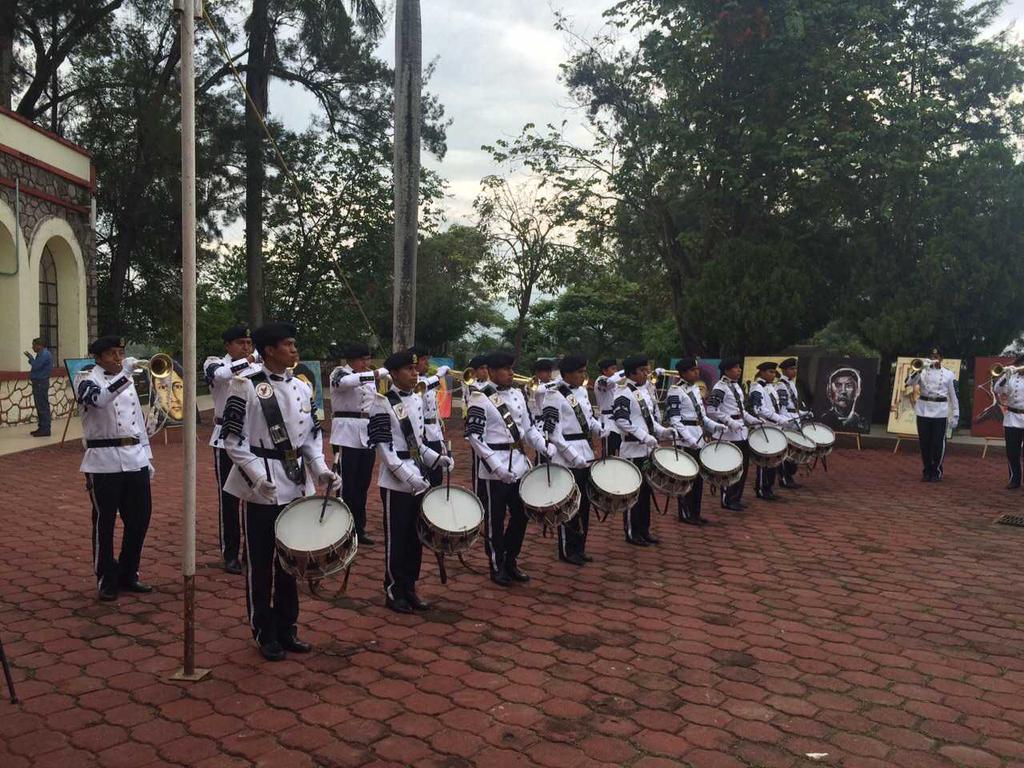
[775,358,809,489]
[748,361,790,502]
[543,354,603,565]
[466,351,552,585]
[905,348,960,482]
[410,345,451,488]
[221,323,342,661]
[665,357,725,525]
[707,358,761,511]
[468,354,490,389]
[529,359,556,423]
[368,351,453,613]
[204,325,261,574]
[613,355,673,545]
[994,354,1024,489]
[595,359,623,456]
[329,342,385,545]
[75,336,155,602]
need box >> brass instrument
[910,358,941,374]
[377,373,427,396]
[134,353,174,378]
[991,363,1022,378]
[650,368,679,389]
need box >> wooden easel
[835,431,862,450]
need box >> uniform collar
[497,385,511,392]
[267,369,293,382]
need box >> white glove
[494,466,517,483]
[409,475,430,494]
[376,367,389,379]
[435,455,455,472]
[435,365,450,378]
[655,367,667,377]
[572,452,590,469]
[254,477,277,501]
[712,422,727,435]
[147,463,156,479]
[318,470,343,493]
[545,443,557,460]
[643,434,658,448]
[122,356,139,375]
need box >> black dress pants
[381,488,423,601]
[424,439,445,488]
[32,379,51,432]
[1004,426,1024,486]
[558,467,591,559]
[242,501,299,646]
[478,478,528,575]
[334,445,376,536]
[756,465,777,497]
[677,447,704,520]
[624,457,652,542]
[916,416,947,479]
[779,459,798,487]
[213,447,241,563]
[86,469,152,589]
[723,440,751,505]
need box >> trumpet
[650,368,679,388]
[134,353,174,378]
[991,363,1023,378]
[377,373,427,396]
[909,358,939,373]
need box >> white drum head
[520,464,576,507]
[589,457,642,496]
[749,426,788,455]
[785,431,816,451]
[802,423,836,447]
[276,497,354,553]
[652,448,699,479]
[700,442,744,472]
[421,486,484,533]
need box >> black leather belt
[601,409,612,415]
[1009,407,1024,415]
[423,418,437,425]
[487,442,516,451]
[679,420,699,426]
[86,437,140,448]
[333,410,368,419]
[624,434,643,443]
[563,433,587,441]
[396,450,415,460]
[919,396,947,402]
[252,446,297,461]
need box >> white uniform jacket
[204,354,262,446]
[775,375,811,420]
[542,383,601,468]
[221,370,329,505]
[707,378,761,442]
[749,378,791,426]
[418,373,445,443]
[665,382,721,450]
[612,381,671,460]
[329,365,378,449]
[465,385,546,481]
[368,386,445,492]
[75,364,153,473]
[595,372,624,431]
[994,371,1024,429]
[906,366,960,423]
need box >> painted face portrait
[153,369,185,421]
[828,371,860,415]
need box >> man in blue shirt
[25,338,53,436]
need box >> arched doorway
[39,245,59,358]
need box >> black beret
[468,355,489,369]
[622,355,649,375]
[488,351,516,370]
[533,358,554,373]
[597,358,617,371]
[384,351,416,371]
[89,335,126,356]
[719,357,742,372]
[779,358,798,369]
[252,322,297,353]
[757,361,778,372]
[344,342,371,359]
[559,354,587,373]
[407,344,429,358]
[676,357,699,376]
[222,325,251,343]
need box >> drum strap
[385,390,423,462]
[686,390,705,421]
[769,391,782,413]
[729,383,747,418]
[630,383,655,433]
[250,371,303,483]
[490,392,524,449]
[559,384,589,435]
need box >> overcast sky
[264,0,1024,226]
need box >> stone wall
[0,373,76,426]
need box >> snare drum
[587,457,643,516]
[748,426,789,468]
[418,486,484,555]
[519,464,580,526]
[275,496,358,583]
[802,423,837,457]
[646,447,699,497]
[784,430,817,465]
[698,442,744,489]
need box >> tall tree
[392,0,422,350]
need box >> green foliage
[807,321,880,359]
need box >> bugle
[135,353,174,378]
[991,363,1022,378]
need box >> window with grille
[39,246,58,359]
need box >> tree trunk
[0,0,16,109]
[245,0,271,327]
[392,0,422,351]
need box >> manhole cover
[996,514,1024,527]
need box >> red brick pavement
[1,425,1023,767]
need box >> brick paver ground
[1,424,1022,767]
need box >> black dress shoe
[581,553,594,562]
[98,584,118,601]
[785,482,802,490]
[562,553,586,566]
[490,569,513,587]
[643,535,660,545]
[681,516,702,526]
[358,532,375,546]
[259,641,286,661]
[723,503,744,512]
[119,580,153,593]
[224,559,242,575]
[406,591,431,611]
[626,537,649,546]
[280,634,312,653]
[386,596,414,614]
[759,493,779,502]
[506,562,530,582]
[1007,482,1020,490]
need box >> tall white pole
[173,0,207,682]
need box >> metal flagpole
[172,0,208,682]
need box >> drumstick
[445,440,452,501]
[318,454,340,524]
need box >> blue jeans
[31,379,51,432]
